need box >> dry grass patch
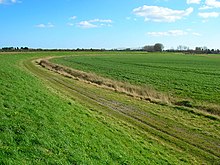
[38,60,170,105]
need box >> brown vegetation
[38,60,170,105]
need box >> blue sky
[0,0,219,49]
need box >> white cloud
[126,17,137,21]
[68,16,77,27]
[186,28,192,31]
[205,0,220,8]
[36,24,46,28]
[198,12,220,18]
[67,22,74,26]
[192,32,202,36]
[70,16,77,20]
[147,29,201,37]
[36,23,54,28]
[199,0,220,9]
[202,19,209,23]
[199,5,213,10]
[0,0,20,4]
[133,5,193,22]
[147,30,188,36]
[187,0,201,4]
[77,21,97,29]
[89,19,112,23]
[77,19,113,29]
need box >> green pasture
[0,52,219,164]
[51,52,220,105]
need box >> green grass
[51,52,220,105]
[0,52,219,164]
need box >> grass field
[0,51,220,164]
[51,52,220,108]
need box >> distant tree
[202,46,208,51]
[143,45,155,52]
[177,45,182,51]
[177,45,189,51]
[154,43,164,52]
[207,49,212,54]
[20,47,29,50]
[195,47,202,51]
[2,47,14,51]
[177,45,185,51]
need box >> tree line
[1,47,29,51]
[1,44,220,54]
[166,45,220,54]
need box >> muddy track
[22,57,220,163]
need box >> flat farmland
[0,51,219,164]
[51,52,220,109]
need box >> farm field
[51,52,220,113]
[0,51,220,164]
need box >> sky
[0,0,220,49]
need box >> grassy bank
[0,52,219,164]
